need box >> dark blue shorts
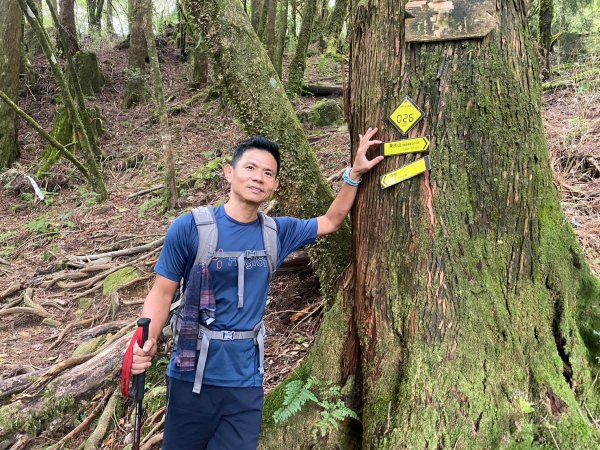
[162,377,264,450]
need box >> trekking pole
[132,317,151,450]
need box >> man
[131,128,383,449]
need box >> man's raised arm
[317,127,384,237]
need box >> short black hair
[232,136,281,176]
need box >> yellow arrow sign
[381,156,431,189]
[383,136,430,156]
[389,96,423,135]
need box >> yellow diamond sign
[389,96,423,135]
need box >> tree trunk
[177,0,187,60]
[342,0,600,447]
[323,0,347,49]
[105,0,115,36]
[72,50,105,96]
[124,0,149,107]
[286,0,317,97]
[143,0,178,210]
[258,0,270,40]
[539,0,554,81]
[0,0,23,169]
[288,0,297,51]
[273,0,288,77]
[251,0,263,32]
[189,41,208,89]
[264,0,277,62]
[86,0,104,32]
[59,0,80,56]
[185,0,351,301]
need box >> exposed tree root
[0,289,51,319]
[47,318,94,351]
[140,432,163,450]
[50,389,113,449]
[0,282,22,301]
[83,387,120,450]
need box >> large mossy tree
[190,0,600,448]
[341,0,600,446]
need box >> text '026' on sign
[383,136,430,156]
[380,156,431,189]
[389,96,424,135]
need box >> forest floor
[0,38,598,449]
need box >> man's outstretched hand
[350,127,384,179]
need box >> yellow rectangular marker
[383,136,430,156]
[381,156,431,189]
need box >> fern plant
[272,377,359,440]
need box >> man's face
[224,148,279,206]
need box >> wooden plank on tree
[405,0,496,43]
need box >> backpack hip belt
[192,321,266,395]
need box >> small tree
[124,0,149,107]
[286,0,317,97]
[143,0,178,209]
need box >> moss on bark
[344,0,600,447]
[72,50,105,96]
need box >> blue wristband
[342,167,362,186]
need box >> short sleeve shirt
[155,205,317,387]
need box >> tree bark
[258,0,270,40]
[105,0,115,36]
[343,0,600,447]
[273,0,288,77]
[323,0,348,49]
[264,0,277,62]
[59,0,80,56]
[286,0,317,97]
[86,0,104,32]
[0,0,23,169]
[143,0,178,210]
[251,0,263,32]
[124,0,149,107]
[189,42,208,88]
[539,0,554,80]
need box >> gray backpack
[166,205,278,335]
[166,205,278,393]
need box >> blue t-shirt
[155,205,317,387]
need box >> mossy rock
[103,266,143,296]
[72,51,105,95]
[309,100,342,126]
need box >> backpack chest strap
[211,250,269,309]
[192,322,266,395]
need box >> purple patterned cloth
[175,264,215,371]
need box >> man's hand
[350,127,384,179]
[131,337,157,375]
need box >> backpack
[164,205,278,338]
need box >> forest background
[1,0,600,448]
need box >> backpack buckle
[245,250,256,259]
[222,330,235,340]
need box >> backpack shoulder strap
[192,205,218,266]
[258,212,278,280]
